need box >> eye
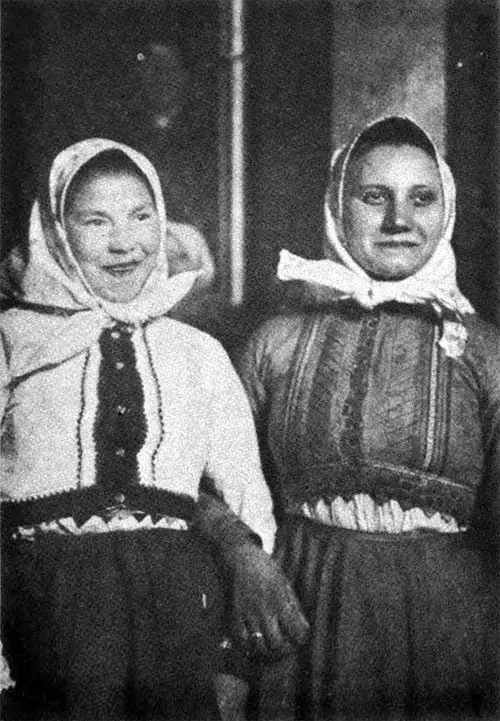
[84,218,106,227]
[411,189,437,207]
[136,211,152,221]
[361,189,388,205]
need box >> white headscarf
[277,116,474,358]
[278,116,474,319]
[2,138,201,382]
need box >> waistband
[1,486,196,532]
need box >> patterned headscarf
[1,138,200,382]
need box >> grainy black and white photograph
[1,1,499,720]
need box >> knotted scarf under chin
[277,250,473,359]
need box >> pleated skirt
[260,515,499,721]
[2,528,226,721]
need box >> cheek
[67,230,103,264]
[415,207,444,253]
[343,205,378,253]
[145,224,162,253]
[424,212,444,242]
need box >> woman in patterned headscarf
[0,138,308,720]
[233,116,500,719]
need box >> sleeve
[235,329,268,425]
[467,322,500,554]
[481,333,500,550]
[0,333,10,426]
[202,339,276,554]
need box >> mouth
[104,261,141,277]
[377,240,420,249]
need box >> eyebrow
[357,182,438,188]
[354,182,440,193]
[72,201,155,218]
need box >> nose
[381,197,412,234]
[107,223,135,253]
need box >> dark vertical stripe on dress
[430,341,453,474]
[94,325,147,493]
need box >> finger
[230,617,251,650]
[260,614,294,657]
[246,615,269,655]
[280,588,310,646]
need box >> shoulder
[239,311,314,375]
[464,313,500,358]
[249,311,311,348]
[148,316,233,371]
[150,315,225,351]
[462,313,500,392]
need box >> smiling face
[342,143,444,280]
[64,169,161,302]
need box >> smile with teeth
[104,261,141,277]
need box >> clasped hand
[226,543,310,658]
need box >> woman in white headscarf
[235,117,500,719]
[0,138,309,720]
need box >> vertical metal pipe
[230,0,245,306]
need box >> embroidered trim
[339,311,380,463]
[143,329,164,484]
[282,459,475,527]
[76,350,90,486]
[14,513,189,539]
[1,486,197,531]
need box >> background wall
[327,0,499,324]
[330,0,446,151]
[2,0,499,340]
[1,0,221,260]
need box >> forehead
[66,169,154,210]
[347,144,441,187]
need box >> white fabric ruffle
[301,493,464,534]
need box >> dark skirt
[259,516,499,721]
[2,528,226,721]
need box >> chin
[367,269,414,282]
[97,286,143,304]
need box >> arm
[0,342,14,691]
[195,339,309,657]
[201,338,276,552]
[194,490,308,658]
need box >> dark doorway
[446,0,500,325]
[244,0,333,322]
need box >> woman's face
[342,143,444,280]
[64,170,161,302]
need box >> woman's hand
[194,491,309,659]
[225,542,309,659]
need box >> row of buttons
[107,325,137,467]
[112,328,130,372]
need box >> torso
[241,302,500,532]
